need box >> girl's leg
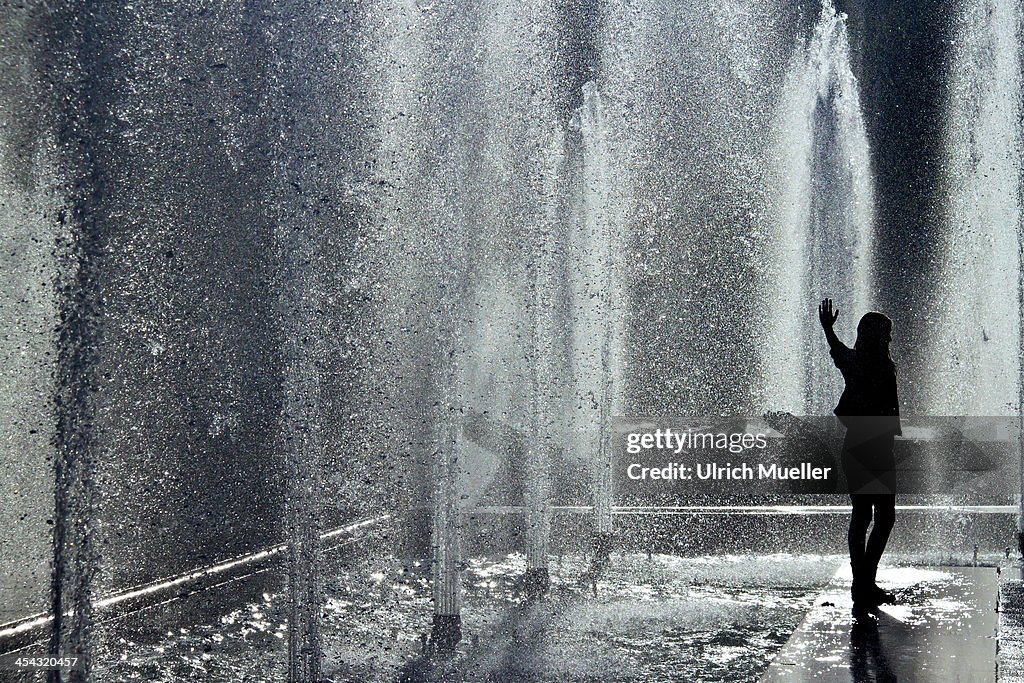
[848,495,873,600]
[863,494,896,586]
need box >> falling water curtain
[41,2,114,680]
[258,2,329,681]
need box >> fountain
[919,0,1023,547]
[1,1,1022,681]
[575,80,628,571]
[766,0,875,416]
[923,0,1023,419]
[262,5,327,681]
[44,5,107,680]
[522,126,564,598]
[0,9,58,663]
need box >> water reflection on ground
[94,553,839,682]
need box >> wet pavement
[4,511,1019,683]
[762,565,1002,682]
[72,552,835,682]
[998,567,1024,683]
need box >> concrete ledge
[763,565,1000,682]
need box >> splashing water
[576,81,628,535]
[766,0,875,415]
[924,0,1023,417]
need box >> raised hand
[818,298,839,329]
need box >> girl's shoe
[870,584,896,605]
[851,579,873,606]
[852,580,895,607]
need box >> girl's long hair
[854,311,895,371]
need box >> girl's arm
[818,298,847,352]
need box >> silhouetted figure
[819,298,900,608]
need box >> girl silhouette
[819,298,900,607]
